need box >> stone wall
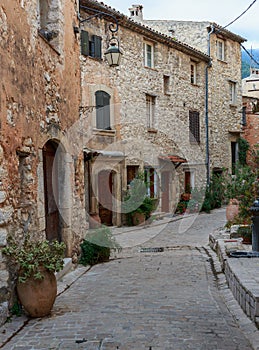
[142,19,244,173]
[0,0,84,324]
[79,8,209,215]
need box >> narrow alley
[0,209,256,349]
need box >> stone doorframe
[37,136,73,256]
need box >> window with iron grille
[95,91,111,130]
[189,111,200,144]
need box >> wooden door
[43,141,61,242]
[161,171,170,212]
[98,170,113,226]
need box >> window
[143,41,154,68]
[190,62,197,84]
[127,166,139,185]
[229,81,237,104]
[37,0,59,42]
[95,91,111,130]
[216,39,225,61]
[189,111,200,144]
[81,30,102,59]
[163,75,171,94]
[146,94,156,129]
[231,141,238,174]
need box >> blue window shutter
[93,35,102,59]
[81,30,89,56]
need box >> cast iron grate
[140,247,164,253]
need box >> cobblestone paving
[0,209,254,349]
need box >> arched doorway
[43,140,62,242]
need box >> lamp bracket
[78,5,119,33]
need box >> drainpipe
[205,25,214,186]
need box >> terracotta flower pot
[132,212,145,226]
[226,199,239,222]
[17,268,57,317]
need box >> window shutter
[95,91,111,130]
[103,92,110,129]
[93,35,102,59]
[81,30,89,56]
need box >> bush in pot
[122,173,158,226]
[3,236,66,317]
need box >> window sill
[147,128,158,133]
[144,66,158,71]
[81,55,103,63]
[217,58,227,64]
[93,128,116,136]
[38,30,60,55]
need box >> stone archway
[42,140,62,242]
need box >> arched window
[95,91,111,130]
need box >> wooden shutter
[81,30,89,56]
[95,91,111,130]
[93,35,102,59]
[189,111,200,144]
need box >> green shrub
[79,226,121,266]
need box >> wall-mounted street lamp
[78,5,123,67]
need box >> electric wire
[241,43,259,67]
[223,0,257,29]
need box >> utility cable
[241,43,259,67]
[223,0,257,29]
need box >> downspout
[205,25,214,185]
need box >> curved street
[0,208,254,349]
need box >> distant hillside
[242,48,259,79]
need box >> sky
[101,0,259,49]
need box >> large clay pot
[132,212,145,226]
[226,199,239,222]
[17,268,57,317]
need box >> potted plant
[3,236,66,317]
[122,174,157,226]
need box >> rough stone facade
[79,0,210,221]
[142,17,245,174]
[242,96,259,157]
[0,0,85,324]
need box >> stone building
[79,0,210,226]
[242,68,259,161]
[242,68,259,99]
[0,0,86,322]
[132,8,246,175]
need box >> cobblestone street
[0,209,255,349]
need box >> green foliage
[122,172,157,221]
[238,138,249,166]
[190,174,225,213]
[242,60,251,79]
[79,226,121,266]
[237,225,252,240]
[2,236,66,283]
[224,163,258,224]
[175,200,188,214]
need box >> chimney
[129,4,143,21]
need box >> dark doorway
[43,140,61,242]
[161,171,170,212]
[98,170,113,226]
